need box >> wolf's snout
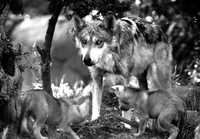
[83,55,94,66]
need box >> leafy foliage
[47,0,131,17]
[0,0,23,14]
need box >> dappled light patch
[32,78,85,99]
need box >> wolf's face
[73,15,117,67]
[75,25,112,66]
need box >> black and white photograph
[0,0,200,138]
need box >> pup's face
[73,15,118,67]
[111,85,139,111]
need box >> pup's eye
[95,39,103,46]
[81,39,87,45]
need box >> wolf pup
[73,13,172,120]
[111,85,185,139]
[19,88,91,139]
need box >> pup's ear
[1,46,15,76]
[73,15,85,33]
[110,85,125,97]
[103,14,116,33]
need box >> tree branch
[37,2,63,95]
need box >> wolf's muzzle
[83,55,94,66]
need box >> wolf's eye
[81,39,87,45]
[95,39,103,47]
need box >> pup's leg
[133,116,148,137]
[2,126,8,139]
[32,122,48,139]
[157,110,179,139]
[90,70,103,121]
[63,126,80,139]
[48,127,59,139]
[195,124,200,139]
[2,126,21,139]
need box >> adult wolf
[73,14,172,120]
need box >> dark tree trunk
[37,2,63,95]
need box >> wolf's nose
[83,56,94,66]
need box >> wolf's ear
[103,14,116,33]
[73,15,85,33]
[1,46,15,76]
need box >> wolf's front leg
[91,78,103,121]
[90,68,103,121]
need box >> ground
[72,93,166,139]
[71,92,196,139]
[0,91,196,139]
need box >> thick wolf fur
[111,85,185,139]
[73,14,172,120]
